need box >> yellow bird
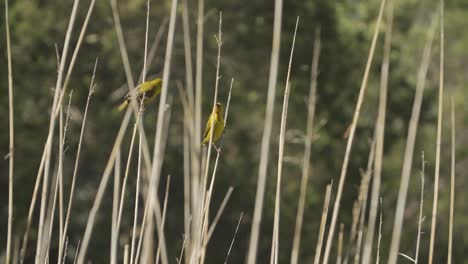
[201,102,225,149]
[117,78,162,111]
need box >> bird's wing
[139,82,153,93]
[203,115,214,140]
[122,84,142,100]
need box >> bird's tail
[117,100,129,111]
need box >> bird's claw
[212,144,221,154]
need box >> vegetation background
[1,0,467,263]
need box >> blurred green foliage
[1,0,468,263]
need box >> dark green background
[1,0,468,263]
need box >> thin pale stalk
[116,120,139,235]
[4,0,14,262]
[155,176,171,264]
[321,0,386,261]
[270,17,299,264]
[137,18,168,85]
[387,12,438,264]
[202,78,234,255]
[197,15,223,261]
[43,92,71,264]
[246,0,283,262]
[111,149,121,264]
[428,1,444,262]
[224,212,243,264]
[351,141,376,264]
[47,94,71,256]
[337,224,344,264]
[54,0,97,117]
[76,108,133,263]
[124,244,129,264]
[204,187,234,244]
[36,0,81,260]
[73,240,81,264]
[376,198,383,264]
[146,0,179,262]
[290,26,321,264]
[414,153,425,264]
[313,183,332,264]
[447,98,455,264]
[179,5,196,255]
[59,59,98,263]
[134,188,150,264]
[178,225,190,264]
[130,111,144,264]
[140,101,173,263]
[24,0,90,259]
[191,0,204,253]
[183,116,192,263]
[142,0,150,83]
[181,0,194,110]
[361,1,393,261]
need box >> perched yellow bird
[117,78,162,111]
[201,102,225,148]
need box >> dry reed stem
[44,106,65,260]
[376,198,382,264]
[343,140,375,264]
[204,187,234,244]
[108,1,163,258]
[414,153,425,264]
[54,0,97,117]
[109,0,153,174]
[155,176,171,264]
[4,0,14,262]
[337,223,344,264]
[290,26,320,264]
[202,78,234,252]
[59,58,98,263]
[428,1,444,262]
[178,218,191,264]
[386,11,438,264]
[124,244,129,264]
[246,0,283,261]
[182,0,195,109]
[116,120,139,235]
[44,93,71,262]
[180,3,196,256]
[182,96,192,264]
[192,0,205,252]
[130,0,152,259]
[354,141,376,264]
[76,108,133,263]
[197,14,223,262]
[141,101,172,263]
[143,0,150,83]
[224,212,243,264]
[111,149,121,264]
[130,108,145,264]
[447,98,455,264]
[270,17,299,264]
[135,188,150,264]
[73,240,81,264]
[313,183,333,264]
[36,0,81,260]
[321,0,386,262]
[145,0,179,261]
[137,18,168,84]
[361,1,393,262]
